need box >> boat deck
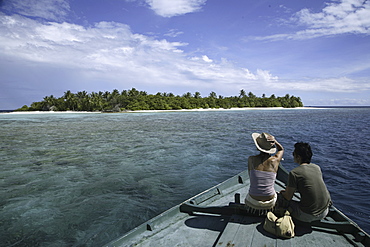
[106,167,370,247]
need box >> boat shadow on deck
[181,201,359,247]
[105,166,370,247]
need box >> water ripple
[1,109,369,246]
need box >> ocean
[1,108,369,246]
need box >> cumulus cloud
[254,0,370,41]
[1,1,368,109]
[256,69,279,81]
[145,0,207,17]
[1,12,366,100]
[0,14,185,67]
[202,55,213,63]
[0,12,286,104]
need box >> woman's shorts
[245,193,277,210]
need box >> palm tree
[194,92,201,99]
[63,90,76,111]
[42,95,56,110]
[209,91,217,98]
[128,88,139,98]
[76,91,89,111]
[183,92,192,98]
[239,89,246,98]
[90,92,104,111]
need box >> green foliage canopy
[16,88,303,112]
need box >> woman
[245,133,284,213]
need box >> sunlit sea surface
[1,108,369,246]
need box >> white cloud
[0,14,186,67]
[164,29,184,37]
[294,0,370,35]
[1,9,368,109]
[304,97,370,106]
[145,0,207,17]
[256,69,278,81]
[254,0,370,41]
[2,13,367,95]
[0,13,284,99]
[202,55,213,63]
[269,77,370,93]
[1,0,70,22]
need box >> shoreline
[0,110,101,114]
[128,106,322,113]
[1,107,324,115]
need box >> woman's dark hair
[294,142,312,163]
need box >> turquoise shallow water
[1,108,369,246]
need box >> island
[16,88,303,112]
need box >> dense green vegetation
[16,88,303,112]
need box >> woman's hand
[266,134,276,143]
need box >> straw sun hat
[252,133,276,154]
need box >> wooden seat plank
[215,214,274,247]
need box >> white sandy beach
[1,107,324,114]
[130,107,323,113]
[1,110,101,114]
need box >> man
[280,142,331,222]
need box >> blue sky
[1,0,370,109]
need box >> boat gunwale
[105,170,249,246]
[105,164,370,247]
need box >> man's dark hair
[294,142,312,163]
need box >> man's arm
[280,186,295,201]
